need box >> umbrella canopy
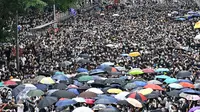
[0,82,4,86]
[115,66,126,71]
[194,21,200,29]
[168,83,183,89]
[166,90,181,97]
[133,81,147,87]
[51,90,77,99]
[34,76,46,82]
[138,88,153,95]
[179,82,194,88]
[40,77,55,84]
[78,75,93,82]
[195,34,200,40]
[55,99,77,107]
[99,107,120,112]
[93,104,107,111]
[126,98,143,108]
[128,52,141,57]
[76,68,88,73]
[128,69,144,75]
[101,62,115,66]
[27,89,44,97]
[72,107,93,112]
[107,88,122,94]
[73,97,86,103]
[52,74,68,81]
[95,98,116,104]
[90,69,105,75]
[145,91,160,99]
[155,68,169,72]
[177,71,191,78]
[38,96,58,109]
[4,80,17,86]
[147,80,162,85]
[35,84,47,91]
[164,78,178,84]
[114,92,130,100]
[53,83,67,90]
[85,99,95,104]
[67,88,79,95]
[124,83,137,90]
[144,84,164,91]
[189,106,200,112]
[155,75,171,79]
[180,93,200,101]
[60,61,72,67]
[142,68,155,73]
[127,92,147,101]
[86,88,104,94]
[79,91,97,98]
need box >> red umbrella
[142,68,155,73]
[127,92,147,101]
[179,82,194,88]
[85,99,95,104]
[4,80,17,86]
[144,84,164,91]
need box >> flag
[70,8,77,16]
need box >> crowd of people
[1,0,200,112]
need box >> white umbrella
[106,44,115,48]
[86,88,104,94]
[114,92,130,100]
[112,14,119,17]
[101,62,115,66]
[72,107,93,112]
[73,97,86,103]
[10,78,21,82]
[195,34,200,40]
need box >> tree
[0,0,77,42]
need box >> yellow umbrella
[128,52,141,57]
[126,98,143,108]
[138,88,153,95]
[107,88,122,94]
[40,77,55,84]
[194,21,200,29]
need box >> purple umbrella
[189,106,200,112]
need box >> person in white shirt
[17,100,24,112]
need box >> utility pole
[53,3,57,28]
[16,1,20,73]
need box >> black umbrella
[51,90,76,99]
[53,83,67,90]
[166,90,181,97]
[38,96,58,109]
[90,79,106,88]
[145,91,160,99]
[117,100,130,106]
[77,59,91,64]
[105,78,126,86]
[177,71,191,78]
[79,54,90,58]
[99,108,120,112]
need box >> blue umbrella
[181,88,200,95]
[90,69,105,75]
[73,80,83,87]
[177,79,193,84]
[56,99,77,107]
[54,71,64,75]
[155,75,171,79]
[95,98,116,104]
[52,74,68,81]
[164,78,177,84]
[120,54,129,57]
[67,88,79,95]
[175,17,186,21]
[96,95,118,102]
[76,68,88,73]
[133,81,147,87]
[97,64,110,70]
[155,68,169,72]
[35,84,47,91]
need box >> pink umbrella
[142,68,155,73]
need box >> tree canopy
[0,0,78,42]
